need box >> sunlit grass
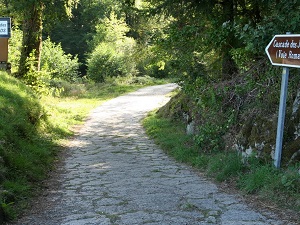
[42,96,100,138]
[0,72,169,222]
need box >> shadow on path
[9,84,294,225]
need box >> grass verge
[143,111,300,218]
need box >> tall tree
[144,0,280,79]
[18,1,44,76]
[219,0,238,79]
[2,0,78,77]
[45,0,121,75]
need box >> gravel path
[10,84,295,225]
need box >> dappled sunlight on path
[10,84,294,225]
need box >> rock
[235,114,277,161]
[186,120,196,135]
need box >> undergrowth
[143,112,300,215]
[0,72,52,221]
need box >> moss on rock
[236,113,277,159]
[157,91,195,122]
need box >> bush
[8,28,23,73]
[87,13,137,82]
[87,40,137,82]
[19,38,81,96]
[87,43,122,82]
[10,34,80,81]
[21,51,52,95]
[41,37,81,81]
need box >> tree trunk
[220,0,238,80]
[17,1,43,77]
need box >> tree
[45,0,123,75]
[1,0,79,77]
[87,12,137,82]
[143,0,288,79]
[18,1,44,76]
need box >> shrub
[87,43,122,82]
[87,13,137,82]
[87,40,137,82]
[21,51,51,95]
[8,28,23,73]
[41,37,81,81]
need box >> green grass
[143,111,300,213]
[0,72,168,222]
[143,112,198,163]
[0,72,51,221]
[207,152,245,182]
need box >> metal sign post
[274,67,289,168]
[265,33,300,168]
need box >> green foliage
[143,112,198,163]
[191,155,210,170]
[90,12,130,49]
[194,123,225,153]
[150,19,206,79]
[239,164,278,194]
[207,153,245,182]
[2,0,80,77]
[182,76,237,153]
[12,37,82,96]
[8,28,23,73]
[21,51,51,95]
[87,43,120,82]
[280,167,300,194]
[41,37,81,81]
[235,159,299,209]
[1,201,16,221]
[87,13,137,82]
[237,1,300,57]
[44,0,123,75]
[141,0,300,81]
